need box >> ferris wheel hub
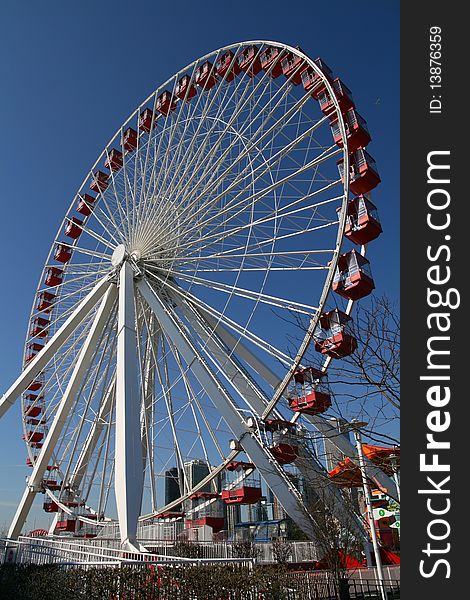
[111,244,127,267]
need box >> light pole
[351,421,388,600]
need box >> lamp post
[350,421,387,600]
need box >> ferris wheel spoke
[171,112,331,236]
[56,308,118,492]
[156,55,307,220]
[148,273,292,367]
[153,335,189,495]
[172,183,342,260]
[169,145,341,254]
[149,267,319,316]
[150,50,274,214]
[141,111,331,253]
[170,341,225,463]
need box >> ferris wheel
[0,41,398,551]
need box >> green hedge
[0,564,332,600]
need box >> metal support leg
[115,262,146,551]
[137,277,317,540]
[0,276,112,420]
[7,286,117,540]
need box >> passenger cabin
[175,75,197,101]
[123,127,138,152]
[139,108,156,132]
[237,45,262,77]
[281,49,306,85]
[56,519,76,532]
[216,50,240,81]
[24,402,42,418]
[260,45,284,78]
[330,108,371,152]
[77,193,96,217]
[341,196,382,246]
[337,148,381,196]
[265,419,299,465]
[30,316,49,338]
[221,461,262,505]
[45,266,63,287]
[90,171,109,193]
[288,367,331,416]
[332,249,375,301]
[301,57,334,99]
[318,78,355,118]
[155,91,177,115]
[37,291,55,312]
[195,61,217,90]
[104,148,123,172]
[54,243,72,264]
[27,377,44,391]
[155,511,185,520]
[25,342,44,363]
[328,457,362,487]
[64,217,83,240]
[185,516,224,532]
[42,479,61,491]
[43,499,59,513]
[23,431,44,444]
[314,309,357,359]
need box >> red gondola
[155,511,184,519]
[45,267,63,287]
[330,108,371,152]
[156,91,177,116]
[24,403,42,418]
[314,309,357,359]
[25,342,44,363]
[185,517,224,532]
[281,49,306,85]
[104,148,123,172]
[332,249,375,301]
[23,431,44,443]
[27,377,44,391]
[288,367,331,416]
[175,75,197,101]
[226,461,255,472]
[139,108,156,132]
[43,499,59,513]
[42,479,61,490]
[195,61,217,90]
[56,519,76,532]
[30,316,49,338]
[260,45,284,78]
[301,57,334,98]
[328,457,362,487]
[64,217,83,240]
[337,148,381,196]
[216,50,240,81]
[270,443,299,465]
[54,243,72,263]
[36,291,55,312]
[221,485,262,505]
[123,127,138,151]
[237,45,262,77]
[90,171,109,193]
[222,462,262,505]
[265,420,299,464]
[318,78,355,119]
[341,196,382,245]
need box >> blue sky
[0,1,399,530]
